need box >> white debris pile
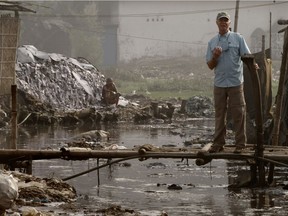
[16,45,105,111]
[0,172,18,211]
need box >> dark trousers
[213,84,246,147]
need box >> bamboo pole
[62,152,288,182]
[63,156,140,181]
[269,12,272,58]
[97,158,100,187]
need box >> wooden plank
[1,146,288,164]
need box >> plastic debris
[0,173,18,210]
[16,45,105,111]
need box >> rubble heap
[16,45,105,111]
[0,45,215,126]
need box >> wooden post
[150,102,159,118]
[11,85,33,174]
[180,100,187,113]
[272,28,288,147]
[250,164,258,186]
[241,55,266,187]
[268,27,288,184]
[166,103,175,119]
[11,85,17,150]
[262,35,265,53]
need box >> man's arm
[207,57,218,70]
[207,46,222,70]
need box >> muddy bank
[13,92,213,127]
[2,169,145,216]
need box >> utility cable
[19,1,286,18]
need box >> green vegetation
[116,80,213,100]
[101,56,214,100]
[101,57,282,101]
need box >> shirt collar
[219,31,230,38]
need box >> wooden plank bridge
[2,143,288,184]
[2,144,288,162]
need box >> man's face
[216,17,230,33]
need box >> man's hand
[213,46,222,60]
[207,46,222,70]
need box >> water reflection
[250,190,274,209]
[1,122,288,215]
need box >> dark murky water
[3,119,288,215]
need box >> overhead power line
[19,1,286,18]
[118,33,206,45]
[69,26,207,46]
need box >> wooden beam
[1,147,288,165]
[0,1,36,13]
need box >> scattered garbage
[70,130,110,142]
[0,172,18,210]
[185,96,214,117]
[8,170,76,206]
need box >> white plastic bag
[0,173,18,209]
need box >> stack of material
[16,45,105,111]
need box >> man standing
[206,11,254,153]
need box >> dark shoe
[233,146,245,154]
[208,145,224,153]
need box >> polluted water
[11,121,288,216]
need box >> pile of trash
[13,171,76,203]
[185,96,214,117]
[0,170,76,215]
[16,45,105,111]
[0,172,18,212]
